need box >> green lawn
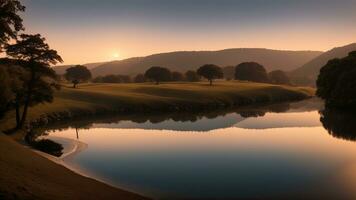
[0,81,314,131]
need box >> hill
[290,43,356,85]
[53,61,107,75]
[91,49,322,77]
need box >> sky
[21,0,356,65]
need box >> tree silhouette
[185,70,200,82]
[171,71,184,81]
[134,73,146,83]
[268,70,290,85]
[144,66,171,84]
[0,0,25,51]
[235,62,269,83]
[6,34,63,128]
[0,66,12,115]
[197,64,223,85]
[316,51,356,108]
[65,65,91,88]
[222,66,235,80]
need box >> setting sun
[113,53,119,59]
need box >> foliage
[134,73,146,83]
[0,66,12,114]
[222,66,235,80]
[197,64,223,85]
[144,66,171,84]
[93,74,131,83]
[5,34,62,128]
[0,0,25,51]
[32,139,63,157]
[316,51,356,108]
[171,71,184,81]
[65,65,91,88]
[268,70,290,85]
[185,70,200,82]
[235,62,269,83]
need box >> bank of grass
[0,81,314,131]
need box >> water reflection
[42,98,356,199]
[320,109,356,141]
[43,99,320,133]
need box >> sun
[113,53,119,59]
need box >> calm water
[45,99,356,199]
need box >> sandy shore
[0,133,150,200]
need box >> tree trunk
[18,66,35,128]
[156,80,159,85]
[73,83,76,88]
[209,79,213,86]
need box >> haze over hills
[90,48,322,77]
[54,62,107,75]
[290,43,356,85]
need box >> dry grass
[0,81,314,131]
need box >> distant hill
[53,62,107,75]
[91,48,322,77]
[290,43,356,86]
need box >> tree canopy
[185,70,200,82]
[134,73,146,83]
[65,65,92,88]
[268,70,290,85]
[5,34,63,128]
[171,71,184,81]
[316,51,356,108]
[197,64,223,85]
[0,0,25,51]
[144,66,171,84]
[235,62,269,83]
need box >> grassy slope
[0,81,314,131]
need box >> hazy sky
[21,0,356,64]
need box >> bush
[316,51,356,108]
[32,139,63,157]
[235,62,269,83]
[185,70,200,82]
[268,70,290,85]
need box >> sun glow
[113,53,119,59]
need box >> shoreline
[0,82,314,199]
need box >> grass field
[0,81,314,131]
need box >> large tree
[65,65,92,88]
[6,34,63,128]
[268,70,290,85]
[235,62,269,83]
[197,64,223,85]
[0,66,12,114]
[316,51,356,108]
[144,66,171,84]
[0,0,25,51]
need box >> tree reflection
[320,109,356,141]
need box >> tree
[134,73,146,83]
[222,66,235,80]
[171,71,184,81]
[197,64,223,85]
[0,0,25,51]
[268,70,290,85]
[185,70,200,82]
[144,66,171,84]
[0,66,12,115]
[235,62,269,83]
[316,51,356,108]
[6,34,62,128]
[65,65,91,88]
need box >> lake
[44,99,356,199]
